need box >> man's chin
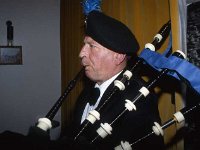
[85,71,91,78]
[85,71,94,80]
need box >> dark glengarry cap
[85,10,139,55]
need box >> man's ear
[114,53,126,65]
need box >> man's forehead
[84,36,116,53]
[84,36,99,45]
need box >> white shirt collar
[80,71,123,124]
[94,71,122,98]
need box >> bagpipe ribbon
[139,48,200,94]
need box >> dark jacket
[61,69,164,150]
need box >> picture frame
[0,46,22,65]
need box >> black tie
[88,87,100,106]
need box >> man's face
[79,36,118,84]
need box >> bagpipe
[112,47,200,150]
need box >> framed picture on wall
[0,46,22,65]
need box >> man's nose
[79,44,87,58]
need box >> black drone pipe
[36,68,84,131]
[130,20,171,73]
[114,102,200,150]
[46,68,84,120]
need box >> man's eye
[89,44,96,48]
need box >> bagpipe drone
[114,50,200,150]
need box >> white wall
[0,0,61,139]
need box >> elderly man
[61,10,164,150]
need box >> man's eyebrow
[84,40,96,45]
